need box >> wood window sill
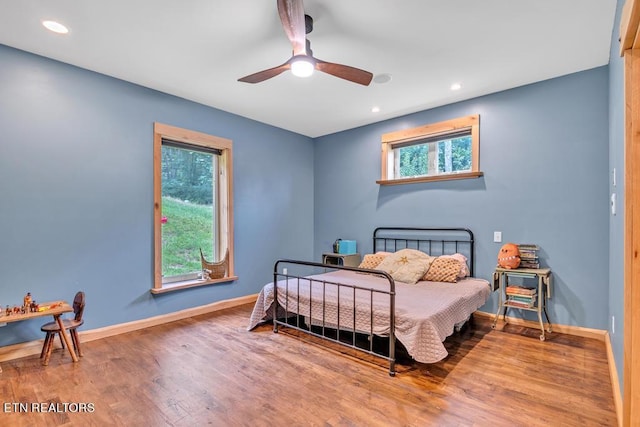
[151,276,238,295]
[377,171,484,186]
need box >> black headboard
[372,227,475,276]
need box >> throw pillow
[440,253,470,278]
[423,257,461,283]
[375,249,434,284]
[358,253,388,269]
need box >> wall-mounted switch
[611,193,617,216]
[612,315,615,335]
[493,231,502,243]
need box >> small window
[152,123,236,294]
[378,115,483,185]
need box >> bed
[248,227,491,375]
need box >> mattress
[248,270,491,363]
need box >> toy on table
[497,242,521,269]
[0,294,59,316]
[37,302,61,312]
[23,292,32,308]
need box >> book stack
[518,244,540,269]
[505,285,536,308]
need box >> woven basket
[200,248,229,279]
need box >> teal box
[338,240,357,254]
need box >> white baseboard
[0,293,258,363]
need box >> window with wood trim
[152,123,236,294]
[378,115,483,185]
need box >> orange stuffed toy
[497,243,521,269]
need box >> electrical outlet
[283,268,288,275]
[612,315,615,335]
[493,231,502,243]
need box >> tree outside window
[152,123,235,293]
[379,115,482,185]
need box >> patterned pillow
[375,249,434,284]
[440,253,470,278]
[358,253,388,269]
[423,257,461,283]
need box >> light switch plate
[612,315,615,335]
[493,231,502,243]
[611,193,617,215]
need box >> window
[378,114,483,185]
[152,123,235,294]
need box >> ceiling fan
[238,0,373,86]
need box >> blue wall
[609,0,626,396]
[0,35,618,350]
[314,68,610,329]
[0,44,314,345]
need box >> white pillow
[375,249,434,284]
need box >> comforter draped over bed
[248,270,490,363]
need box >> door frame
[620,1,640,425]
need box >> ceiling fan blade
[237,61,291,84]
[315,59,373,86]
[277,0,307,56]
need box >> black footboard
[272,259,397,376]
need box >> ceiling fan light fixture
[290,57,314,78]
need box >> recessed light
[371,106,380,113]
[450,82,462,91]
[42,20,69,34]
[373,73,392,84]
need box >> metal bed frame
[271,227,475,376]
[372,227,475,276]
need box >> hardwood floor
[0,303,617,426]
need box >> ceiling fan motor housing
[305,14,313,34]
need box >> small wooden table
[0,301,77,372]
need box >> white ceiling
[0,0,617,138]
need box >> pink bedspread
[248,270,490,363]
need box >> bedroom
[0,0,637,425]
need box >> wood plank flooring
[0,303,617,426]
